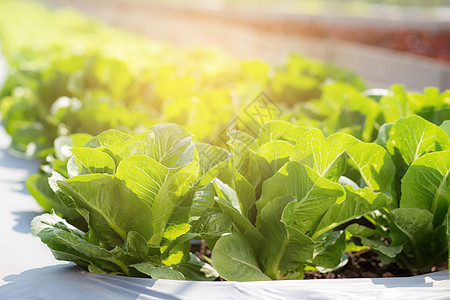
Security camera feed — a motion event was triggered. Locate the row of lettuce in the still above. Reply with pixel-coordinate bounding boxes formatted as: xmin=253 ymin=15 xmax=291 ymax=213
xmin=0 ymin=0 xmax=449 ymax=280
xmin=31 ymin=117 xmax=450 ymax=280
xmin=3 ymin=1 xmax=448 ymax=158
xmin=0 ymin=0 xmax=365 ymax=158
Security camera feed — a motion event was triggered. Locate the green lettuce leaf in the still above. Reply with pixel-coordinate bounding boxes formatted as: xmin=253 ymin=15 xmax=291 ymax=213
xmin=116 ymin=155 xmax=197 ymax=246
xmin=290 ymin=129 xmax=357 ymax=181
xmin=400 ymin=150 xmax=450 ymax=226
xmin=68 ymin=147 xmax=116 ymax=176
xmin=57 ymin=174 xmax=153 ymax=248
xmin=386 ymin=115 xmax=450 ymax=167
xmin=258 ymin=161 xmax=345 ymax=234
xmin=256 ymin=140 xmax=294 ymax=180
xmin=313 ymin=186 xmax=391 ymax=239
xmin=257 ymin=195 xmax=315 ymax=279
xmin=346 ymin=141 xmax=395 ymax=195
xmin=32 ymin=212 xmax=138 ymax=276
xmin=256 ymin=120 xmax=295 ymax=146
xmin=173 ymin=253 xmax=219 ymax=281
xmin=119 ymin=124 xmax=195 ymax=169
xmin=212 ymin=233 xmax=271 ymax=281
xmin=379 ymin=84 xmax=411 ymax=123
xmin=130 ymin=263 xmax=185 ymax=280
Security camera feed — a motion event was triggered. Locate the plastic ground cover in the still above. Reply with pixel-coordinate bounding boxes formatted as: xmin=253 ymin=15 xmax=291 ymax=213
xmin=0 ymin=124 xmax=449 ymax=300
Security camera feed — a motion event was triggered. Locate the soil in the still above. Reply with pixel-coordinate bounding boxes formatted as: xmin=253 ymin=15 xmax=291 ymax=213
xmin=191 ymin=242 xmax=449 ymax=280
xmin=304 ymin=249 xmax=448 ymax=279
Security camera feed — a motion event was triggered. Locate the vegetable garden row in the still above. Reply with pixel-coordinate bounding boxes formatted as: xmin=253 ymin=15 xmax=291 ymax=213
xmin=1 ymin=0 xmax=449 ymax=282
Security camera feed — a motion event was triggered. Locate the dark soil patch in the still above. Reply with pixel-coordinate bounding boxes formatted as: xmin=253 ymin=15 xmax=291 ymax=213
xmin=305 ymin=249 xmax=448 ymax=279
xmin=191 ymin=242 xmax=448 ymax=280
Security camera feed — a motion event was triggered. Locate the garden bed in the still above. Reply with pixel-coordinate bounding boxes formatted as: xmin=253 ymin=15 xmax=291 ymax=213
xmin=0 ymin=1 xmax=449 ymax=298
xmin=0 ymin=120 xmax=446 ymax=299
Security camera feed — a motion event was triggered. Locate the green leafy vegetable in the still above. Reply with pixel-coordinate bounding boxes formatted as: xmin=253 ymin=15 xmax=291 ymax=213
xmin=349 ymin=117 xmax=450 ymax=273
xmin=194 ymin=123 xmax=392 ymax=280
xmin=32 ymin=124 xmax=217 ymax=280
xmin=212 ymin=233 xmax=271 ymax=281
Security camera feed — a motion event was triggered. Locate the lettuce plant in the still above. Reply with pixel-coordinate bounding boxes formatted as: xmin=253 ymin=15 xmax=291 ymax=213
xmin=193 ymin=117 xmax=449 ymax=280
xmin=31 ymin=119 xmax=450 ymax=280
xmin=348 ymin=116 xmax=450 ymax=272
xmin=192 ymin=121 xmax=392 ymax=280
xmin=32 ymin=124 xmax=220 ymax=280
